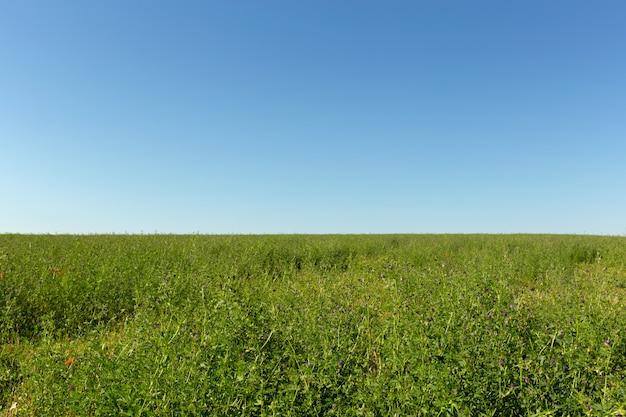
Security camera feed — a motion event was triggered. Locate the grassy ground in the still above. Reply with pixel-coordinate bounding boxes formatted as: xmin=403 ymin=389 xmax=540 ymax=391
xmin=0 ymin=234 xmax=624 ymax=416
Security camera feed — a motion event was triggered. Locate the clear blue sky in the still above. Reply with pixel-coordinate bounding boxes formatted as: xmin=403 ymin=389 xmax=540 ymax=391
xmin=2 ymin=1 xmax=625 ymax=234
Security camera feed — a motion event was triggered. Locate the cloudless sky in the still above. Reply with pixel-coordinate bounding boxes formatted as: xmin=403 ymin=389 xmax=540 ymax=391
xmin=2 ymin=1 xmax=625 ymax=234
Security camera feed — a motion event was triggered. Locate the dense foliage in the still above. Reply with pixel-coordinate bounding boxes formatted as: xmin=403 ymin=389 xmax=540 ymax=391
xmin=0 ymin=234 xmax=624 ymax=416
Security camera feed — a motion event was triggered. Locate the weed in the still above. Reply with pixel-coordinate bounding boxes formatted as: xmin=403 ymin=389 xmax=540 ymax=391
xmin=0 ymin=234 xmax=624 ymax=415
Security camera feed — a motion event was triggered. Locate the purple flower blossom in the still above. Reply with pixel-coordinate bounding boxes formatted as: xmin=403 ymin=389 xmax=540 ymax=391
xmin=604 ymin=339 xmax=611 ymax=346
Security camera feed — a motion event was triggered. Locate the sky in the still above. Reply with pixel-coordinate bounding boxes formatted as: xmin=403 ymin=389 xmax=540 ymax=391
xmin=2 ymin=1 xmax=625 ymax=235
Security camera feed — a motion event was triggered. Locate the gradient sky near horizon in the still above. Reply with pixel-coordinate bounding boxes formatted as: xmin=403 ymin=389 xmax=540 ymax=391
xmin=2 ymin=1 xmax=625 ymax=235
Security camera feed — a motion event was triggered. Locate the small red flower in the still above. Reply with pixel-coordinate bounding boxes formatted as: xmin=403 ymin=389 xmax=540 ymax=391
xmin=64 ymin=357 xmax=74 ymax=366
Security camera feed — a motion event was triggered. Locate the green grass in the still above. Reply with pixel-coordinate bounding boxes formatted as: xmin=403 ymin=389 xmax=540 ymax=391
xmin=0 ymin=234 xmax=624 ymax=416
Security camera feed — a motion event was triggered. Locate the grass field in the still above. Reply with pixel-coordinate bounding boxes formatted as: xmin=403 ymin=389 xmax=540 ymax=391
xmin=0 ymin=234 xmax=624 ymax=416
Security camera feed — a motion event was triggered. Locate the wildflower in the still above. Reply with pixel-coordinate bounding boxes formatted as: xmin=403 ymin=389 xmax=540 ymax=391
xmin=604 ymin=339 xmax=611 ymax=346
xmin=64 ymin=357 xmax=74 ymax=366
xmin=69 ymin=385 xmax=75 ymax=391
xmin=0 ymin=273 xmax=3 ymax=279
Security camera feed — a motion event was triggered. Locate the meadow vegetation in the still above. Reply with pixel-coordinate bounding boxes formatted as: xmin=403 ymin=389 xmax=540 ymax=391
xmin=0 ymin=234 xmax=624 ymax=416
